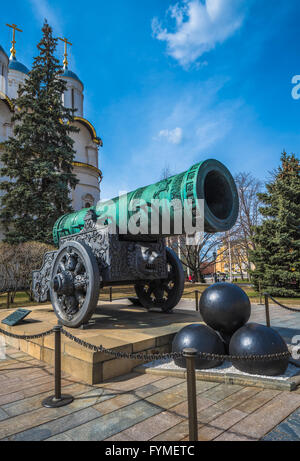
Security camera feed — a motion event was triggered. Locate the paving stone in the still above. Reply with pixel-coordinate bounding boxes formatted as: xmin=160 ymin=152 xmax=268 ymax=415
xmin=144 ymin=383 xmax=190 ymax=410
xmin=229 ymin=392 xmax=300 ymax=439
xmin=151 ymin=420 xmax=191 ymax=441
xmin=0 ymin=391 xmax=25 ymax=406
xmin=22 ymin=378 xmax=71 ymax=398
xmin=214 ymin=431 xmax=257 ymax=441
xmin=0 ymin=386 xmax=114 ymax=439
xmin=180 ymin=387 xmax=253 ymax=428
xmin=93 ymin=393 xmax=139 ymax=415
xmin=0 ymin=375 xmax=56 ymax=396
xmin=67 ymin=387 xmax=117 ymax=411
xmin=0 ymin=407 xmax=68 ymax=439
xmin=56 ymin=400 xmax=162 ymax=441
xmin=207 ymin=408 xmax=247 ymax=431
xmin=197 ymin=425 xmax=224 ymax=441
xmin=235 ymin=389 xmax=281 ymax=413
xmin=0 ymin=408 xmax=9 ymax=421
xmin=101 ymin=372 xmax=163 ymax=392
xmin=214 ymin=387 xmax=261 ymax=412
xmin=45 ymin=433 xmax=74 ymax=441
xmin=2 ymin=383 xmax=91 ymax=417
xmin=134 ymin=377 xmax=185 ymax=399
xmin=4 ymin=407 xmax=101 ymax=441
xmin=201 ymin=384 xmax=243 ymax=403
xmin=170 ymin=396 xmax=215 ymax=419
xmin=106 ymin=410 xmax=184 ymax=441
xmin=145 ymin=381 xmax=218 ymax=410
xmin=262 ymin=408 xmax=300 ymax=441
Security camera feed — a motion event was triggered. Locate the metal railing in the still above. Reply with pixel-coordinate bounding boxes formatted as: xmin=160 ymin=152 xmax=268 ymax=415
xmin=263 ymin=293 xmax=300 ymax=327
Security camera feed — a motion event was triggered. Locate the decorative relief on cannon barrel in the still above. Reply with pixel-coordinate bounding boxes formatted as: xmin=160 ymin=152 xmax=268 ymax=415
xmin=32 ymin=251 xmax=57 ymax=302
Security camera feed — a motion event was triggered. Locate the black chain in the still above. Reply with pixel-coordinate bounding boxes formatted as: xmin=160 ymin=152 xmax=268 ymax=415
xmin=195 ymin=351 xmax=291 ymax=362
xmin=61 ymin=328 xmax=291 ymax=362
xmin=0 ymin=327 xmax=54 ymax=340
xmin=61 ymin=328 xmax=181 ymax=361
xmin=266 ymin=294 xmax=300 ymax=313
xmin=0 ymin=325 xmax=291 ymax=362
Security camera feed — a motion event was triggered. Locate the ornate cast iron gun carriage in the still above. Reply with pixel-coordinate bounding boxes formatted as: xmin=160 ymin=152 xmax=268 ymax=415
xmin=33 ymin=159 xmax=239 ymax=328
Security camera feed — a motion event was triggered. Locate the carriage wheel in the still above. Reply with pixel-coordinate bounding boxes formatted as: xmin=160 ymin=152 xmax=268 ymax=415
xmin=135 ymin=247 xmax=184 ymax=312
xmin=50 ymin=240 xmax=100 ymax=328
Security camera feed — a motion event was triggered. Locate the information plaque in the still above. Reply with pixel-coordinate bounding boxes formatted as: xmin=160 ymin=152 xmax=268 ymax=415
xmin=1 ymin=309 xmax=32 ymax=326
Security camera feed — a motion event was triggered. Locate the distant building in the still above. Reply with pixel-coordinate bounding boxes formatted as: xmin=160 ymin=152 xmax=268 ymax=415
xmin=215 ymin=241 xmax=254 ymax=279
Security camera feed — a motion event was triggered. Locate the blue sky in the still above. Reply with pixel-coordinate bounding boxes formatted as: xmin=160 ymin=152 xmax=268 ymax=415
xmin=1 ymin=0 xmax=300 ymax=199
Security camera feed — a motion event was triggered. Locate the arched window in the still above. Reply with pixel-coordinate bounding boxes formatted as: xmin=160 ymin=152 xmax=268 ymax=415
xmin=82 ymin=194 xmax=94 ymax=209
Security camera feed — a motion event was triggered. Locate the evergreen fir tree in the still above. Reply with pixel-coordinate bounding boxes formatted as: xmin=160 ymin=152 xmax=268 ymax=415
xmin=0 ymin=21 xmax=78 ymax=244
xmin=251 ymin=152 xmax=300 ymax=297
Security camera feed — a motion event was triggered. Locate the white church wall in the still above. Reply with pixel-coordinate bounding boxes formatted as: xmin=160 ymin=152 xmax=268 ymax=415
xmin=86 ymin=145 xmax=98 ymax=168
xmin=71 ymin=166 xmax=100 ymax=210
xmin=0 ymin=49 xmax=8 ymax=95
xmin=62 ymin=78 xmax=83 ymax=117
xmin=71 ymin=122 xmax=98 ymax=165
xmin=0 ymin=63 xmax=8 ymax=95
xmin=7 ymin=69 xmax=27 ymax=99
xmin=0 ymin=101 xmax=12 ymax=142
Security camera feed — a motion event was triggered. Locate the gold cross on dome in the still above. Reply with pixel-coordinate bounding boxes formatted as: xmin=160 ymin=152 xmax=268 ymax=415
xmin=6 ymin=23 xmax=23 ymax=58
xmin=58 ymin=36 xmax=72 ymax=68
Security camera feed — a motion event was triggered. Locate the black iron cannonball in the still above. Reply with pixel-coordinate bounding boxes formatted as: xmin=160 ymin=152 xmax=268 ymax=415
xmin=199 ymin=283 xmax=251 ymax=335
xmin=229 ymin=323 xmax=289 ymax=376
xmin=172 ymin=324 xmax=225 ymax=369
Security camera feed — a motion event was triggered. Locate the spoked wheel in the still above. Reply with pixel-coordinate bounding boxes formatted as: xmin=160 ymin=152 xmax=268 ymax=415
xmin=50 ymin=241 xmax=100 ymax=328
xmin=135 ymin=247 xmax=184 ymax=312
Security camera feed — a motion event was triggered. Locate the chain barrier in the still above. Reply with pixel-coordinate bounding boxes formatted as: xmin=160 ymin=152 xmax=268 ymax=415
xmin=0 ymin=324 xmax=291 ymax=362
xmin=61 ymin=328 xmax=291 ymax=362
xmin=0 ymin=327 xmax=54 ymax=341
xmin=265 ymin=293 xmax=300 ymax=313
xmin=61 ymin=328 xmax=182 ymax=361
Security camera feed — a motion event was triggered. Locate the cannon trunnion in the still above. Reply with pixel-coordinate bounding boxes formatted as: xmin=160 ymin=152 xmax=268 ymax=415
xmin=32 ymin=159 xmax=239 ymax=328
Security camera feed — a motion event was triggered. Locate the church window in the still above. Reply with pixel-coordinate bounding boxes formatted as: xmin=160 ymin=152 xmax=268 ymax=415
xmin=82 ymin=194 xmax=94 ymax=209
xmin=71 ymin=88 xmax=75 ymax=109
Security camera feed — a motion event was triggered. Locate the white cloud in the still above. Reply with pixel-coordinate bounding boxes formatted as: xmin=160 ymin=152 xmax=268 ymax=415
xmin=152 ymin=0 xmax=246 ymax=67
xmin=157 ymin=127 xmax=183 ymax=144
xmin=28 ymin=0 xmax=63 ymax=34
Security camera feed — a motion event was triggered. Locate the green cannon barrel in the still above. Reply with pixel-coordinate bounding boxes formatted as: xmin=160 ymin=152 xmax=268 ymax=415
xmin=53 ymin=159 xmax=239 ymax=245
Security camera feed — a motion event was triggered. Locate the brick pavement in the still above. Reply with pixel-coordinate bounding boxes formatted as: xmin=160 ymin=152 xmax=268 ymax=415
xmin=0 ymin=302 xmax=299 ymax=441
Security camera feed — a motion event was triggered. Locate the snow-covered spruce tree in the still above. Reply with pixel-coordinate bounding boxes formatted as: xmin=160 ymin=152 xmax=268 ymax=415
xmin=251 ymin=152 xmax=300 ymax=297
xmin=0 ymin=21 xmax=78 ymax=244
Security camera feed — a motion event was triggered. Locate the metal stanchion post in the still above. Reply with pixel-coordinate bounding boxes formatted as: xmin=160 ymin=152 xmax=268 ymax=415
xmin=183 ymin=348 xmax=198 ymax=442
xmin=264 ymin=294 xmax=271 ymax=328
xmin=195 ymin=290 xmax=199 ymax=312
xmin=259 ymin=281 xmax=262 ymax=305
xmin=110 ymin=287 xmax=112 ymax=303
xmin=42 ymin=325 xmax=73 ymax=408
